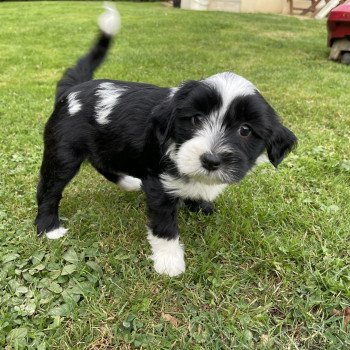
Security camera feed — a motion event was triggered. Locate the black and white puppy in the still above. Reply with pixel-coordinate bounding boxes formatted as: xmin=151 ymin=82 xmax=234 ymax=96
xmin=35 ymin=5 xmax=297 ymax=276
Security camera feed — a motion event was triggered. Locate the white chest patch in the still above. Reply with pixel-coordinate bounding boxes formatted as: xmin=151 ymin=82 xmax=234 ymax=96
xmin=95 ymin=82 xmax=127 ymax=125
xmin=160 ymin=173 xmax=227 ymax=201
xmin=67 ymin=91 xmax=82 ymax=115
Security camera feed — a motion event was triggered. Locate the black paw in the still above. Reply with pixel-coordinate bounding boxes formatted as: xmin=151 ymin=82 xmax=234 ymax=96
xmin=184 ymin=199 xmax=215 ymax=215
xmin=34 ymin=214 xmax=60 ymax=237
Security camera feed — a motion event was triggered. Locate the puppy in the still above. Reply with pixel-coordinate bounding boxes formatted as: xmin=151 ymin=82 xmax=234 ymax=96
xmin=35 ymin=5 xmax=297 ymax=276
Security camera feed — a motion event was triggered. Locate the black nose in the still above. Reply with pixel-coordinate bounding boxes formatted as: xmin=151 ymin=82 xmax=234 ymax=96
xmin=200 ymin=153 xmax=221 ymax=171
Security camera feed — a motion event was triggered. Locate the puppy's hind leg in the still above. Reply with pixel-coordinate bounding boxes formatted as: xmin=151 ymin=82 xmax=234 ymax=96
xmin=118 ymin=175 xmax=142 ymax=192
xmin=35 ymin=149 xmax=83 ymax=239
xmin=93 ymin=166 xmax=120 ymax=184
xmin=92 ymin=165 xmax=141 ymax=192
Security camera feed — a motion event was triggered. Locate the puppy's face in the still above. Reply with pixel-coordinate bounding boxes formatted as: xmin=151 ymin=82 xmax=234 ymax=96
xmin=159 ymin=73 xmax=296 ymax=184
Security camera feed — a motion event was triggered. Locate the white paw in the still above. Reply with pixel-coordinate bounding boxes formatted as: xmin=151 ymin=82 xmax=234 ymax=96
xmin=118 ymin=176 xmax=142 ymax=191
xmin=152 ymin=250 xmax=186 ymax=277
xmin=147 ymin=229 xmax=185 ymax=277
xmin=46 ymin=227 xmax=67 ymax=240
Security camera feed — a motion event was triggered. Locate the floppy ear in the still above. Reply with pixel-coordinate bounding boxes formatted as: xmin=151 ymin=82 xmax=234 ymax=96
xmin=152 ymin=100 xmax=175 ymax=148
xmin=266 ymin=122 xmax=297 ymax=168
xmin=152 ymin=80 xmax=202 ymax=148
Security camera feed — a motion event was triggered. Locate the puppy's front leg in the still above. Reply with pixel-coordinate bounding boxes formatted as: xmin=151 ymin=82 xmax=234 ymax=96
xmin=142 ymin=176 xmax=185 ymax=277
xmin=184 ymin=199 xmax=215 ymax=215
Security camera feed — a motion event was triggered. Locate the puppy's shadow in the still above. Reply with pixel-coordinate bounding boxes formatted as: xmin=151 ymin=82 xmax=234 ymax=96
xmin=60 ymin=166 xmax=147 ymax=238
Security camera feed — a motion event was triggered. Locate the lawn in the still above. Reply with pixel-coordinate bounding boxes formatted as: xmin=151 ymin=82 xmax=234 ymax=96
xmin=0 ymin=1 xmax=349 ymax=349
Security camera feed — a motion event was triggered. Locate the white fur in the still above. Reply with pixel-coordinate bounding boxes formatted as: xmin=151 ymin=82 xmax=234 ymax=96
xmin=67 ymin=92 xmax=82 ymax=115
xmin=95 ymin=82 xmax=126 ymax=125
xmin=204 ymin=72 xmax=256 ymax=117
xmin=174 ymin=132 xmax=233 ymax=184
xmin=176 ymin=135 xmax=211 ymax=177
xmin=170 ymin=72 xmax=257 ymax=184
xmin=165 ymin=141 xmax=177 ymax=162
xmin=161 ymin=173 xmax=227 ymax=201
xmin=255 ymin=153 xmax=270 ymax=165
xmin=147 ymin=228 xmax=185 ymax=277
xmin=98 ymin=3 xmax=121 ymax=37
xmin=118 ymin=175 xmax=142 ymax=191
xmin=168 ymin=87 xmax=178 ymax=99
xmin=46 ymin=227 xmax=67 ymax=240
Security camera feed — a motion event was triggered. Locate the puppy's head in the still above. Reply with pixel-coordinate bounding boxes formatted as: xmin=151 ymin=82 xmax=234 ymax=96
xmin=155 ymin=72 xmax=297 ymax=184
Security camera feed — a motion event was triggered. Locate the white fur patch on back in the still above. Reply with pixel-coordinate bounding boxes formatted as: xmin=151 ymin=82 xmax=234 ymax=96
xmin=168 ymin=87 xmax=178 ymax=99
xmin=98 ymin=3 xmax=121 ymax=37
xmin=160 ymin=173 xmax=227 ymax=201
xmin=67 ymin=91 xmax=82 ymax=115
xmin=147 ymin=228 xmax=185 ymax=277
xmin=46 ymin=226 xmax=67 ymax=240
xmin=118 ymin=175 xmax=142 ymax=191
xmin=95 ymin=82 xmax=126 ymax=125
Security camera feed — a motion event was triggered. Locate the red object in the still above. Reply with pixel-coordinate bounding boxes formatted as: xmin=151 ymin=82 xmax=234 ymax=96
xmin=327 ymin=1 xmax=350 ymax=46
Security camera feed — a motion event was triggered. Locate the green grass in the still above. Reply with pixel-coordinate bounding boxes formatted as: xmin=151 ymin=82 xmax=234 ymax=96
xmin=1 ymin=1 xmax=350 ymax=349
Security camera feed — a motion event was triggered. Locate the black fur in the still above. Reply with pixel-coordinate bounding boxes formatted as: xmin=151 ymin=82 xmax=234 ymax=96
xmin=35 ymin=27 xmax=297 ymax=251
xmin=56 ymin=32 xmax=112 ymax=104
xmin=184 ymin=199 xmax=215 ymax=215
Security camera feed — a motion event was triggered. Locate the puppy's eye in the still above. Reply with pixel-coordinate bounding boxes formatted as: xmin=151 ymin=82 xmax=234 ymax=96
xmin=239 ymin=124 xmax=251 ymax=137
xmin=191 ymin=114 xmax=204 ymax=126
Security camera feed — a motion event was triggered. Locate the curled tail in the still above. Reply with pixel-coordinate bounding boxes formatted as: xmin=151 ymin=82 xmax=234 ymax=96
xmin=55 ymin=4 xmax=121 ymax=104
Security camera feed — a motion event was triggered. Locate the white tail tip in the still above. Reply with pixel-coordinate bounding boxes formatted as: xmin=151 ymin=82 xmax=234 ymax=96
xmin=98 ymin=3 xmax=121 ymax=37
